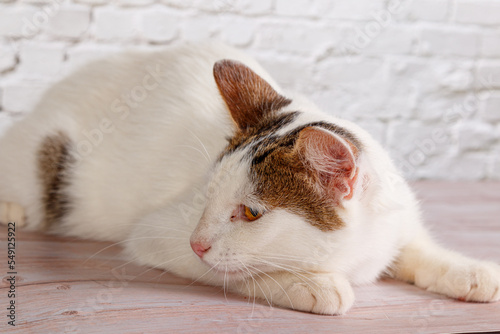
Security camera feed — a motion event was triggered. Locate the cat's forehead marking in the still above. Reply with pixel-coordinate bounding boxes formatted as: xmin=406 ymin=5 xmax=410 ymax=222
xmin=218 ymin=111 xmax=299 ymax=161
xmin=37 ymin=131 xmax=74 ymax=230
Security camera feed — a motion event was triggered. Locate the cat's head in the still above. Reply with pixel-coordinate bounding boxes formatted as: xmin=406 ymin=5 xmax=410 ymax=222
xmin=189 ymin=60 xmax=363 ymax=281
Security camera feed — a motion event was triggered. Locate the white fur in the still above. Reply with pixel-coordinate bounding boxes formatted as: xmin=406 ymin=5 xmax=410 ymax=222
xmin=0 ymin=42 xmax=498 ymax=315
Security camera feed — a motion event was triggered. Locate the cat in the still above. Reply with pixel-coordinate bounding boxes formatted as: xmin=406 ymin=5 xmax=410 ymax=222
xmin=0 ymin=42 xmax=499 ymax=315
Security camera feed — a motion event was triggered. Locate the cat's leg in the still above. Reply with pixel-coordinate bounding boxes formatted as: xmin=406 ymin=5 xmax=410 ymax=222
xmin=390 ymin=230 xmax=500 ymax=302
xmin=0 ymin=202 xmax=26 ymax=226
xmin=0 ymin=115 xmax=72 ymax=231
xmin=229 ymin=271 xmax=355 ymax=315
xmin=0 ymin=124 xmax=39 ymax=228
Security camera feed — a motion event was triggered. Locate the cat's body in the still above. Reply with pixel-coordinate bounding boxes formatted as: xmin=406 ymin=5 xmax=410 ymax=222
xmin=0 ymin=43 xmax=499 ymax=315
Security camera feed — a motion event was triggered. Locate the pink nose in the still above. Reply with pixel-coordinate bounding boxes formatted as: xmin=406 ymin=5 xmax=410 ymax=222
xmin=190 ymin=241 xmax=211 ymax=258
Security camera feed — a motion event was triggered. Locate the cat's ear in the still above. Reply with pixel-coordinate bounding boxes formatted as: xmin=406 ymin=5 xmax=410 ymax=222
xmin=213 ymin=59 xmax=291 ymax=130
xmin=296 ymin=127 xmax=359 ymax=202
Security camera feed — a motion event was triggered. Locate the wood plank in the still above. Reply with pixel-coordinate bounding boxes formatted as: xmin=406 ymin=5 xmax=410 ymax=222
xmin=1 ymin=181 xmax=500 ymax=333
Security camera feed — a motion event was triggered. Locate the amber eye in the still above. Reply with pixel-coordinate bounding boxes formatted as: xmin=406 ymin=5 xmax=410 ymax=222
xmin=244 ymin=206 xmax=262 ymax=221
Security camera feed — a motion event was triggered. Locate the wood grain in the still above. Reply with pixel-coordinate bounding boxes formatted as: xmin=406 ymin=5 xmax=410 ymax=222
xmin=1 ymin=181 xmax=500 ymax=333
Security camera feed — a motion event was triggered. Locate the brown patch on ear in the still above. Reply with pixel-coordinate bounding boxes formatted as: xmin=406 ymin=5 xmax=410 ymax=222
xmin=37 ymin=131 xmax=73 ymax=230
xmin=213 ymin=59 xmax=291 ymax=131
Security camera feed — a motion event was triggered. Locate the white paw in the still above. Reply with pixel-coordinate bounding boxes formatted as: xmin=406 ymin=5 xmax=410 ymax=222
xmin=240 ymin=272 xmax=355 ymax=315
xmin=0 ymin=202 xmax=26 ymax=227
xmin=286 ymin=273 xmax=355 ymax=315
xmin=427 ymin=262 xmax=500 ymax=303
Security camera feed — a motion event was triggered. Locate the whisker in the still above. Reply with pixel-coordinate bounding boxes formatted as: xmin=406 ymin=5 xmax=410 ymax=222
xmin=258 ymin=254 xmax=319 ymax=265
xmin=175 ymin=144 xmax=211 ymax=164
xmin=132 ymin=254 xmax=192 ymax=278
xmin=244 ymin=264 xmax=274 ymax=307
xmin=188 ymin=129 xmax=212 ymax=162
xmin=251 ymin=258 xmax=323 ymax=298
xmin=246 ymin=264 xmax=295 ymax=309
xmin=184 ymin=260 xmax=221 ymax=288
xmin=239 ymin=261 xmax=272 ymax=308
xmin=114 ymin=248 xmax=187 ymax=270
xmin=128 ymin=223 xmax=192 ymax=235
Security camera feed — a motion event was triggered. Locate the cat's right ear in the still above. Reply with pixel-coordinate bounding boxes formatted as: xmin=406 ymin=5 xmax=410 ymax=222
xmin=295 ymin=127 xmax=359 ymax=203
xmin=213 ymin=59 xmax=291 ymax=131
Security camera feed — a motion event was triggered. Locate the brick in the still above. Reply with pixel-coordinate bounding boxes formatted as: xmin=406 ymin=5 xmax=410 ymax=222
xmin=431 ymin=60 xmax=474 ymax=92
xmin=18 ymin=41 xmax=65 ymax=78
xmin=480 ymin=92 xmax=500 ymax=122
xmin=415 ymin=94 xmax=466 ymax=121
xmin=180 ymin=15 xmax=218 ymax=41
xmin=315 ymin=58 xmax=384 ymax=85
xmin=117 ymin=0 xmax=155 ymax=6
xmin=338 ymin=23 xmax=414 ymax=57
xmin=480 ymin=32 xmax=500 ymax=57
xmin=74 ymin=0 xmax=107 ymax=4
xmin=323 ymin=0 xmax=386 ymax=21
xmin=197 ymin=0 xmax=272 ymax=15
xmin=275 ymin=0 xmax=319 ymax=17
xmin=455 ymin=0 xmax=500 ymax=26
xmin=160 ymin=0 xmax=197 ymax=9
xmin=217 ymin=16 xmax=256 ymax=46
xmin=419 ymin=27 xmax=479 ymax=57
xmin=139 ymin=7 xmax=179 ymax=43
xmin=65 ymin=43 xmax=121 ymax=71
xmin=0 ymin=43 xmax=17 ymax=73
xmin=222 ymin=0 xmax=272 ymax=15
xmin=476 ymin=61 xmax=500 ymax=89
xmin=255 ymin=23 xmax=342 ymax=56
xmin=0 ymin=6 xmax=39 ymax=37
xmin=361 ymin=25 xmax=415 ymax=55
xmin=457 ymin=121 xmax=496 ymax=151
xmin=93 ymin=7 xmax=138 ymax=40
xmin=277 ymin=0 xmax=388 ymax=19
xmin=414 ymin=152 xmax=488 ymax=180
xmin=21 ymin=0 xmax=54 ymax=3
xmin=255 ymin=56 xmax=313 ymax=93
xmin=45 ymin=6 xmax=91 ymax=39
xmin=387 ymin=121 xmax=453 ymax=162
xmin=401 ymin=153 xmax=452 ymax=180
xmin=310 ymin=89 xmax=364 ymax=121
xmin=400 ymin=0 xmax=448 ymax=22
xmin=436 ymin=62 xmax=474 ymax=92
xmin=354 ymin=120 xmax=387 ymax=145
xmin=2 ymin=82 xmax=48 ymax=113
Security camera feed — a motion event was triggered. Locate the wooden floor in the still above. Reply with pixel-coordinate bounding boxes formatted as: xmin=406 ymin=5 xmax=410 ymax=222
xmin=1 ymin=181 xmax=500 ymax=333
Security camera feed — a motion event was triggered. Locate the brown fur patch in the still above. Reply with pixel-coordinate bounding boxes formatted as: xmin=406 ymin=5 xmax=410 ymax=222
xmin=236 ymin=120 xmax=362 ymax=232
xmin=251 ymin=135 xmax=346 ymax=232
xmin=37 ymin=131 xmax=73 ymax=230
xmin=213 ymin=59 xmax=291 ymax=131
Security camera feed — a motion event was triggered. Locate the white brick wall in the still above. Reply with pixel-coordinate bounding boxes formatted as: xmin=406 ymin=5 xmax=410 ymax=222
xmin=0 ymin=0 xmax=499 ymax=180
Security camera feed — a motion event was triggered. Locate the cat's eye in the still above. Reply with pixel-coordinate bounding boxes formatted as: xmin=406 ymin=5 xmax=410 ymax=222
xmin=244 ymin=205 xmax=262 ymax=221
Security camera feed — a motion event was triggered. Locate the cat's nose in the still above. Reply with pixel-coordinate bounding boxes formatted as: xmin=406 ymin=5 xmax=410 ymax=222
xmin=190 ymin=241 xmax=211 ymax=258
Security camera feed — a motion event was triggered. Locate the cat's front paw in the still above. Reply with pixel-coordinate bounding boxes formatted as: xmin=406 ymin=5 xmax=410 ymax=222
xmin=235 ymin=272 xmax=355 ymax=315
xmin=428 ymin=262 xmax=500 ymax=303
xmin=286 ymin=273 xmax=355 ymax=315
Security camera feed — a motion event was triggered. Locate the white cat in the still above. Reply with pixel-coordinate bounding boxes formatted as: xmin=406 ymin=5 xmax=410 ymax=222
xmin=0 ymin=43 xmax=499 ymax=315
